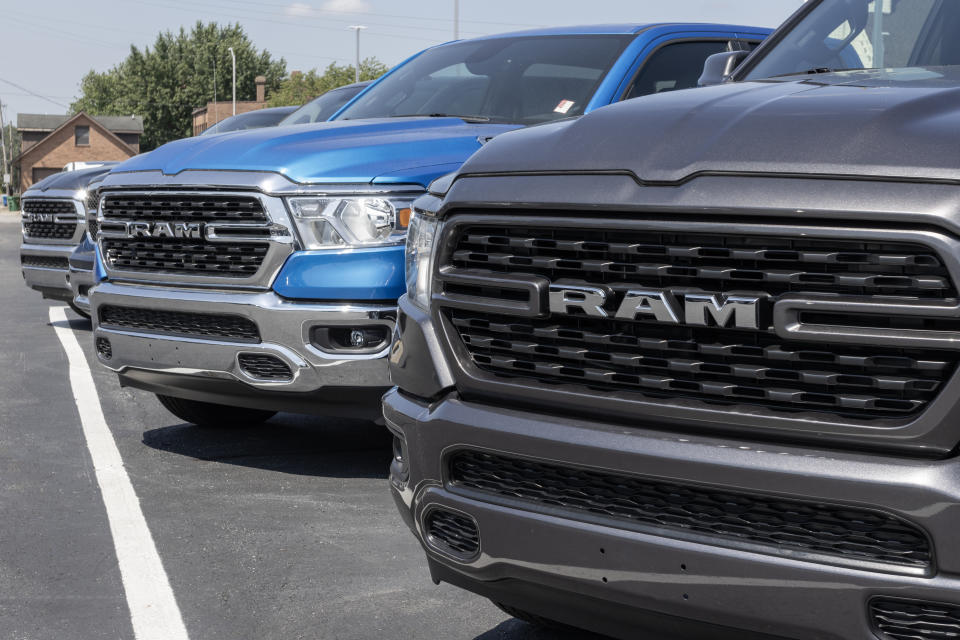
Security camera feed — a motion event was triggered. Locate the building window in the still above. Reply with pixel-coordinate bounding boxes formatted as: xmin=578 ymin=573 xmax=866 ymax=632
xmin=75 ymin=125 xmax=90 ymax=146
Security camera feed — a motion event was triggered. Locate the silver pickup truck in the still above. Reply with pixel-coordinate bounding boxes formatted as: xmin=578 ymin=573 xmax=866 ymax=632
xmin=20 ymin=165 xmax=115 ymax=316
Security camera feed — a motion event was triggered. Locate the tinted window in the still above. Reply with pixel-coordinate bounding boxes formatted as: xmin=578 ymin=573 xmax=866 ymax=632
xmin=624 ymin=41 xmax=732 ymax=100
xmin=336 ymin=35 xmax=633 ymax=125
xmin=279 ymin=84 xmax=369 ymax=126
xmin=75 ymin=125 xmax=90 ymax=146
xmin=745 ymin=0 xmax=949 ymax=80
xmin=202 ymin=109 xmax=294 ymax=135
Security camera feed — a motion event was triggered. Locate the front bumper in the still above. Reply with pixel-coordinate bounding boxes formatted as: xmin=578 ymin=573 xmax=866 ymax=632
xmin=385 ymin=391 xmax=960 ymax=640
xmin=20 ymin=243 xmax=74 ymax=302
xmin=68 ymin=243 xmax=96 ymax=314
xmin=91 ymin=281 xmax=394 ymax=416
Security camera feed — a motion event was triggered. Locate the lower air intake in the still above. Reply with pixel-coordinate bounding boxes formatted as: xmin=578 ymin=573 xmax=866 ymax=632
xmin=449 ymin=450 xmax=931 ymax=574
xmin=237 ymin=354 xmax=293 ymax=381
xmin=425 ymin=508 xmax=480 ymax=559
xmin=871 ymin=598 xmax=960 ymax=640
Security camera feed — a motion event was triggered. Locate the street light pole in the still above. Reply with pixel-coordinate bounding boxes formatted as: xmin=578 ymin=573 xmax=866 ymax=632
xmin=349 ymin=25 xmax=367 ymax=83
xmin=227 ymin=47 xmax=236 ymax=116
xmin=454 ymin=0 xmax=459 ymax=40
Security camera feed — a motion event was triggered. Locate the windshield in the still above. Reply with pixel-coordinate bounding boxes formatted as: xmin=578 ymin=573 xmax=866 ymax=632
xmin=745 ymin=0 xmax=959 ymax=80
xmin=202 ymin=109 xmax=294 ymax=135
xmin=278 ymin=83 xmax=369 ymax=126
xmin=335 ymin=35 xmax=632 ymax=125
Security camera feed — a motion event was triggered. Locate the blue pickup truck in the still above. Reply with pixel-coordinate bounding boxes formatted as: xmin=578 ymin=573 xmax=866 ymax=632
xmin=89 ymin=24 xmax=770 ymax=427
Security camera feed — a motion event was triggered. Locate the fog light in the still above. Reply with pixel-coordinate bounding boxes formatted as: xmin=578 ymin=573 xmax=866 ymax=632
xmin=310 ymin=325 xmax=391 ymax=353
xmin=96 ymin=337 xmax=112 ymax=360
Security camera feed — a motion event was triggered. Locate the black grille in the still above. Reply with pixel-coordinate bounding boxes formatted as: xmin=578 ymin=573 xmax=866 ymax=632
xmin=96 ymin=337 xmax=113 ymax=360
xmin=237 ymin=354 xmax=293 ymax=381
xmin=442 ymin=224 xmax=959 ymax=420
xmin=102 ymin=238 xmax=269 ymax=277
xmin=871 ymin=598 xmax=960 ymax=639
xmin=450 ymin=311 xmax=952 ymax=419
xmin=102 ymin=194 xmax=268 ymax=223
xmin=451 ymin=226 xmax=954 ymax=298
xmin=100 ymin=194 xmax=271 ymax=277
xmin=450 ymin=450 xmax=931 ymax=572
xmin=425 ymin=508 xmax=480 ymax=558
xmin=99 ymin=305 xmax=260 ymax=342
xmin=21 ymin=255 xmax=69 ymax=269
xmin=22 ymin=199 xmax=78 ymax=240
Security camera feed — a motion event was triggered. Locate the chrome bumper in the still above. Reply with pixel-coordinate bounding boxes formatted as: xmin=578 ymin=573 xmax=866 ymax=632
xmin=90 ymin=281 xmax=394 ymax=393
xmin=20 ymin=243 xmax=73 ymax=300
xmin=68 ymin=251 xmax=96 ymax=314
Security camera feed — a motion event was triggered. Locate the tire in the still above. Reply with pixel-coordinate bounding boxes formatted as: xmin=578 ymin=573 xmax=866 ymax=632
xmin=156 ymin=394 xmax=276 ymax=427
xmin=67 ymin=301 xmax=91 ymax=319
xmin=492 ymin=601 xmax=576 ymax=632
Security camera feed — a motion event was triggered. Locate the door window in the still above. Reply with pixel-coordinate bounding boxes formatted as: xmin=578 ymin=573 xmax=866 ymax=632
xmin=623 ymin=41 xmax=734 ymax=100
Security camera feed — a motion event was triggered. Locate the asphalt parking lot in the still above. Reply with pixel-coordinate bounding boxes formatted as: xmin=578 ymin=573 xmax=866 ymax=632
xmin=0 ymin=213 xmax=606 ymax=640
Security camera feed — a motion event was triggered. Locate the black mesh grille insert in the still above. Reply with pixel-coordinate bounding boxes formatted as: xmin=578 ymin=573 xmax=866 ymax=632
xmin=102 ymin=194 xmax=268 ymax=223
xmin=237 ymin=354 xmax=293 ymax=381
xmin=449 ymin=450 xmax=932 ymax=572
xmin=101 ymin=238 xmax=269 ymax=277
xmin=100 ymin=193 xmax=271 ymax=277
xmin=22 ymin=199 xmax=78 ymax=240
xmin=871 ymin=598 xmax=960 ymax=639
xmin=450 ymin=226 xmax=954 ymax=298
xmin=425 ymin=508 xmax=480 ymax=558
xmin=449 ymin=311 xmax=953 ymax=419
xmin=99 ymin=305 xmax=260 ymax=342
xmin=21 ymin=255 xmax=69 ymax=269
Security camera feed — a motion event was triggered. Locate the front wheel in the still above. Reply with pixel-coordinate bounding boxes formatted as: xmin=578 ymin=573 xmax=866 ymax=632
xmin=156 ymin=394 xmax=276 ymax=427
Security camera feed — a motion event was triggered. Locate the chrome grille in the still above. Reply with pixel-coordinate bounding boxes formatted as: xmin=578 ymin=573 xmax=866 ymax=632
xmin=101 ymin=194 xmax=269 ymax=223
xmin=101 ymin=238 xmax=268 ymax=277
xmin=438 ymin=220 xmax=960 ymax=422
xmin=22 ymin=199 xmax=78 ymax=241
xmin=98 ymin=193 xmax=276 ymax=280
xmin=450 ymin=450 xmax=931 ymax=574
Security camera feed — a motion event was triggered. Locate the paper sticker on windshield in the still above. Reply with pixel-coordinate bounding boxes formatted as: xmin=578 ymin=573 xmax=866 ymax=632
xmin=554 ymin=100 xmax=575 ymax=114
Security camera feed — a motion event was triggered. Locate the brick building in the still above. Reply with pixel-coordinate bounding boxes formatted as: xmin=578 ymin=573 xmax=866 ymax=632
xmin=192 ymin=75 xmax=269 ymax=136
xmin=16 ymin=112 xmax=142 ymax=192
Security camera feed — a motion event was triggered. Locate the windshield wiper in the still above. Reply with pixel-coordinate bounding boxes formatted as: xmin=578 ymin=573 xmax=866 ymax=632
xmin=389 ymin=113 xmax=492 ymax=123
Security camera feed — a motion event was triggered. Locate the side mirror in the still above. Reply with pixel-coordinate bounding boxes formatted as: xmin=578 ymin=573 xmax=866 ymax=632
xmin=698 ymin=50 xmax=750 ymax=87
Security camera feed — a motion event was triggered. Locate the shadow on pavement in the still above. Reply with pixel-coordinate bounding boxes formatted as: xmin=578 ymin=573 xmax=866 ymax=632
xmin=475 ymin=618 xmax=612 ymax=640
xmin=142 ymin=413 xmax=393 ymax=479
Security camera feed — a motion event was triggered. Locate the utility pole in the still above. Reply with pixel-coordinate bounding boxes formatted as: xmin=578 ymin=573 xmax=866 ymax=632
xmin=454 ymin=0 xmax=459 ymax=40
xmin=349 ymin=25 xmax=367 ymax=83
xmin=0 ymin=102 xmax=8 ymax=197
xmin=227 ymin=47 xmax=236 ymax=116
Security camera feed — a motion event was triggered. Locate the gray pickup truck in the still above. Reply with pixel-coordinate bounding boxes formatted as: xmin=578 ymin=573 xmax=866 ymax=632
xmin=387 ymin=1 xmax=960 ymax=638
xmin=20 ymin=164 xmax=115 ymax=316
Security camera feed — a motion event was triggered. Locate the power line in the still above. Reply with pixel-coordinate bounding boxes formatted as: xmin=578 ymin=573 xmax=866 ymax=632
xmin=0 ymin=77 xmax=70 ymax=110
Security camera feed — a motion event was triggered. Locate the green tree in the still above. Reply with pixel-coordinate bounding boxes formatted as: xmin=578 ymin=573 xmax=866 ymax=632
xmin=72 ymin=22 xmax=286 ymax=150
xmin=266 ymin=58 xmax=388 ymax=107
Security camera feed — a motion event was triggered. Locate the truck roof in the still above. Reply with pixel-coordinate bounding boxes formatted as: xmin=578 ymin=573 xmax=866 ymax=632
xmin=472 ymin=23 xmax=770 ymax=39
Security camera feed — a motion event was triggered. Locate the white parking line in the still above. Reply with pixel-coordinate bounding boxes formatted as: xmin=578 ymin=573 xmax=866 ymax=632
xmin=49 ymin=306 xmax=190 ymax=640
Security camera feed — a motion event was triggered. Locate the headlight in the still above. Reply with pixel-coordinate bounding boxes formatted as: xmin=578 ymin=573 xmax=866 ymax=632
xmin=286 ymin=196 xmax=416 ymax=248
xmin=405 ymin=207 xmax=440 ymax=310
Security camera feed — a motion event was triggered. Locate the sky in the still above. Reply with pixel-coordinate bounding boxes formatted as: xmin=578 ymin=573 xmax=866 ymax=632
xmin=0 ymin=0 xmax=805 ymax=122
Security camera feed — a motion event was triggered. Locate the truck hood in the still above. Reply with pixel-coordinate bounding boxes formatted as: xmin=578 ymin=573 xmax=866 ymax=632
xmin=114 ymin=117 xmax=521 ymax=186
xmin=460 ymin=67 xmax=960 ymax=184
xmin=25 ymin=164 xmax=117 ymax=194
